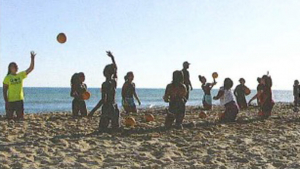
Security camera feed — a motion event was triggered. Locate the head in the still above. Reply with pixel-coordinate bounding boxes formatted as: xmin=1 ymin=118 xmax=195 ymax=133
xmin=239 ymin=78 xmax=245 ymax=85
xmin=262 ymin=75 xmax=272 ymax=87
xmin=124 ymin=72 xmax=134 ymax=82
xmin=172 ymin=70 xmax=184 ymax=84
xmin=78 ymin=72 xmax=85 ymax=83
xmin=103 ymin=64 xmax=116 ymax=79
xmin=198 ymin=75 xmax=207 ymax=84
xmin=71 ymin=73 xmax=80 ymax=86
xmin=257 ymin=77 xmax=262 ymax=84
xmin=294 ymin=80 xmax=299 ymax=86
xmin=183 ymin=61 xmax=190 ymax=69
xmin=7 ymin=62 xmax=18 ymax=75
xmin=224 ymin=78 xmax=233 ymax=90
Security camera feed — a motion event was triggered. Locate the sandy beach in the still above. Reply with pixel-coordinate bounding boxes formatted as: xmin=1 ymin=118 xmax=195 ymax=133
xmin=1 ymin=103 xmax=300 ymax=168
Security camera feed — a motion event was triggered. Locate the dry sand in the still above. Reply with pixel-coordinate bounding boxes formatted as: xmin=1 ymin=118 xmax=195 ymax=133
xmin=1 ymin=103 xmax=300 ymax=168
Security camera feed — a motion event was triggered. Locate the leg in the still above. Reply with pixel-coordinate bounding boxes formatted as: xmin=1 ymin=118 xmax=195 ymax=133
xmin=175 ymin=102 xmax=186 ymax=126
xmin=165 ymin=113 xmax=175 ymax=128
xmin=79 ymin=101 xmax=88 ymax=117
xmin=6 ymin=102 xmax=14 ymax=120
xmin=99 ymin=104 xmax=111 ymax=129
xmin=72 ymin=99 xmax=80 ymax=117
xmin=99 ymin=116 xmax=110 ymax=129
xmin=111 ymin=105 xmax=120 ymax=129
xmin=15 ymin=101 xmax=24 ymax=120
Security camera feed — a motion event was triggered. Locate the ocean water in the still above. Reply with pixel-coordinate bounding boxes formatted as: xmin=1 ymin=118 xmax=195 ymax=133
xmin=0 ymin=88 xmax=293 ymax=114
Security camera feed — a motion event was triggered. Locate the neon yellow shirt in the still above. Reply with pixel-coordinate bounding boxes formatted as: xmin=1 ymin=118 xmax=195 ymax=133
xmin=3 ymin=71 xmax=27 ymax=102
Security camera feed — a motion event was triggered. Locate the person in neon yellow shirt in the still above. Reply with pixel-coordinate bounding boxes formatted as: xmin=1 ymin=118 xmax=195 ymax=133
xmin=3 ymin=51 xmax=36 ymax=120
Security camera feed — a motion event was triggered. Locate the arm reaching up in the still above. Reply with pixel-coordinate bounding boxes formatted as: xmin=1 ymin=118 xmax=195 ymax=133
xmin=26 ymin=51 xmax=36 ymax=75
xmin=106 ymin=51 xmax=117 ymax=78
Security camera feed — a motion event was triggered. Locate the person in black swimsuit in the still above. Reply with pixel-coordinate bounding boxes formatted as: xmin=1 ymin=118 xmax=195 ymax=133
xmin=163 ymin=70 xmax=187 ymax=129
xmin=70 ymin=72 xmax=88 ymax=117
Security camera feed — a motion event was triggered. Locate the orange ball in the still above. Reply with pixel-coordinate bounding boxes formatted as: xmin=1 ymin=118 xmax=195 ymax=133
xmin=57 ymin=33 xmax=67 ymax=44
xmin=212 ymin=72 xmax=218 ymax=79
xmin=145 ymin=114 xmax=155 ymax=122
xmin=218 ymin=112 xmax=225 ymax=119
xmin=82 ymin=91 xmax=91 ymax=100
xmin=125 ymin=117 xmax=136 ymax=127
xmin=244 ymin=87 xmax=251 ymax=95
xmin=199 ymin=111 xmax=207 ymax=119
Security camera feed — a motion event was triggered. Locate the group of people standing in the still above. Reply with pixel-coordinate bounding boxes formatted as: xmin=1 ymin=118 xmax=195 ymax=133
xmin=2 ymin=51 xmax=276 ymax=130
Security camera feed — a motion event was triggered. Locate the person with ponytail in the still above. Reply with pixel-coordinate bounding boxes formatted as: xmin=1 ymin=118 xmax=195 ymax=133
xmin=122 ymin=72 xmax=141 ymax=114
xmin=3 ymin=51 xmax=36 ymax=120
xmin=70 ymin=72 xmax=88 ymax=117
xmin=163 ymin=70 xmax=187 ymax=129
xmin=199 ymin=75 xmax=216 ymax=110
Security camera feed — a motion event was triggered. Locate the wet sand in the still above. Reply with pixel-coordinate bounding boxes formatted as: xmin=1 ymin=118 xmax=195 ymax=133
xmin=1 ymin=103 xmax=300 ymax=168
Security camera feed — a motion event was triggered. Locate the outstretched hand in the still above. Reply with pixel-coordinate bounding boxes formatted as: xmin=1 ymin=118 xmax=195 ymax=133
xmin=30 ymin=51 xmax=36 ymax=59
xmin=106 ymin=51 xmax=114 ymax=58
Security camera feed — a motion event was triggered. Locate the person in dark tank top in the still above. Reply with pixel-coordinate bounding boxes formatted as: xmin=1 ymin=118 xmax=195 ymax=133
xmin=122 ymin=72 xmax=141 ymax=114
xmin=163 ymin=70 xmax=187 ymax=129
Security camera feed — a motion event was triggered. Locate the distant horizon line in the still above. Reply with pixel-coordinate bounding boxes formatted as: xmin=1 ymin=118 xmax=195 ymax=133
xmin=0 ymin=87 xmax=292 ymax=91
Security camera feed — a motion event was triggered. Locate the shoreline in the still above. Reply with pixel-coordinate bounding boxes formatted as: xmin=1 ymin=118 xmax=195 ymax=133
xmin=0 ymin=101 xmax=294 ymax=115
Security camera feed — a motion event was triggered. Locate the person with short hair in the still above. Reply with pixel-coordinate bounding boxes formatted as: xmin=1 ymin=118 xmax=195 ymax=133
xmin=182 ymin=61 xmax=192 ymax=100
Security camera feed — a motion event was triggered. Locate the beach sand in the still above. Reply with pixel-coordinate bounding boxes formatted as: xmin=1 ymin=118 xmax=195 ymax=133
xmin=1 ymin=103 xmax=300 ymax=168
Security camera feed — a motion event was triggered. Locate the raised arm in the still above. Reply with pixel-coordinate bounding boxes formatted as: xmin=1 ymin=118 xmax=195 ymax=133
xmin=106 ymin=51 xmax=117 ymax=69
xmin=26 ymin=51 xmax=36 ymax=75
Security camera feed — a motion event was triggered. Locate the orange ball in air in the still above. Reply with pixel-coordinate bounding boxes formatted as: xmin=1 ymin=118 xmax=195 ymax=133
xmin=125 ymin=117 xmax=136 ymax=127
xmin=199 ymin=111 xmax=207 ymax=119
xmin=212 ymin=72 xmax=218 ymax=79
xmin=57 ymin=33 xmax=67 ymax=44
xmin=145 ymin=114 xmax=155 ymax=122
xmin=82 ymin=91 xmax=91 ymax=100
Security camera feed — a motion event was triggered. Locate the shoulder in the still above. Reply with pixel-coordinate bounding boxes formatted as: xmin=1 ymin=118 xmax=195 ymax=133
xmin=3 ymin=75 xmax=11 ymax=84
xmin=180 ymin=83 xmax=187 ymax=90
xmin=19 ymin=71 xmax=27 ymax=78
xmin=166 ymin=83 xmax=173 ymax=90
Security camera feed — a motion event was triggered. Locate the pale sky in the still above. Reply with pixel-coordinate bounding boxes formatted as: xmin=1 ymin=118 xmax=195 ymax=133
xmin=1 ymin=0 xmax=300 ymax=90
